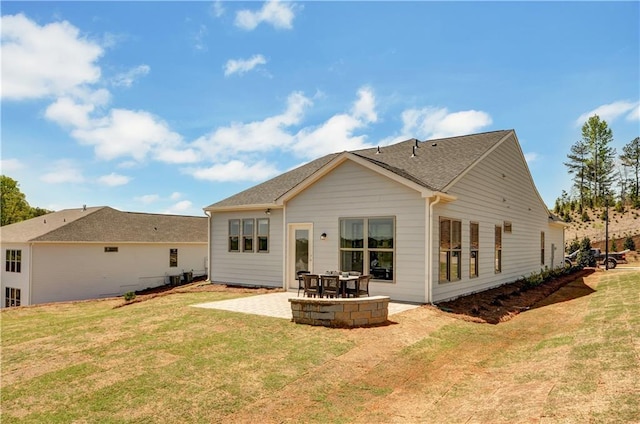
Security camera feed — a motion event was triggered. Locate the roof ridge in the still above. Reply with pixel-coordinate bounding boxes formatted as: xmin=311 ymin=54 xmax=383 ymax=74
xmin=32 ymin=207 xmax=108 ymax=241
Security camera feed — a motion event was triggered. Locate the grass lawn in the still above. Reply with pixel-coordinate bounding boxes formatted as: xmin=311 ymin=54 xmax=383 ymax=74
xmin=2 ymin=270 xmax=639 ymax=423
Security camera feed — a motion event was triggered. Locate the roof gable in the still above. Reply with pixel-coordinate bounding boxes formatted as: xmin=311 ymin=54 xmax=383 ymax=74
xmin=205 ymin=130 xmax=513 ymax=210
xmin=0 ymin=207 xmax=207 ymax=243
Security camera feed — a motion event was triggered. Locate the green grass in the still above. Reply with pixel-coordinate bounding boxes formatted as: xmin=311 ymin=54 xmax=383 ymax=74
xmin=1 ymin=292 xmax=353 ymax=423
xmin=2 ymin=271 xmax=639 ymax=423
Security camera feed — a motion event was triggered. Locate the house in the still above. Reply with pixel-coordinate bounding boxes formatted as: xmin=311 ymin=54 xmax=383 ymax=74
xmin=204 ymin=130 xmax=566 ymax=304
xmin=0 ymin=207 xmax=208 ymax=307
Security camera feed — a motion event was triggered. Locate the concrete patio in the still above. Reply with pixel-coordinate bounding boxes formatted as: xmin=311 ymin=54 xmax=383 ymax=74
xmin=192 ymin=291 xmax=421 ymax=319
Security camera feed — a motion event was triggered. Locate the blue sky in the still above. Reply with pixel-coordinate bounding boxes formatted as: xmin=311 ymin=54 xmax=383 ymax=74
xmin=1 ymin=1 xmax=638 ymax=216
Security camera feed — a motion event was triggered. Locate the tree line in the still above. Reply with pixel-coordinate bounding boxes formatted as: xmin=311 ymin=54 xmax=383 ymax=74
xmin=555 ymin=115 xmax=639 ymax=221
xmin=1 ymin=175 xmax=51 ymax=226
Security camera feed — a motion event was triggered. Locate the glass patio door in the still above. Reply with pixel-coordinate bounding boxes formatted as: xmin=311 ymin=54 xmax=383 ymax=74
xmin=288 ymin=223 xmax=313 ymax=290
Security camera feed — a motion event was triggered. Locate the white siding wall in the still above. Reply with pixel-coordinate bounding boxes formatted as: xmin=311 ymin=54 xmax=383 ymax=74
xmin=0 ymin=243 xmax=31 ymax=308
xmin=30 ymin=243 xmax=207 ymax=305
xmin=210 ymin=209 xmax=284 ymax=287
xmin=286 ymin=161 xmax=427 ymax=303
xmin=431 ymin=135 xmax=565 ymax=302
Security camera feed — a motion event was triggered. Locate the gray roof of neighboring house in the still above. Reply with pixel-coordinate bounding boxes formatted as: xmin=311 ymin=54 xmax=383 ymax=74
xmin=0 ymin=207 xmax=208 ymax=243
xmin=207 ymin=130 xmax=513 ymax=209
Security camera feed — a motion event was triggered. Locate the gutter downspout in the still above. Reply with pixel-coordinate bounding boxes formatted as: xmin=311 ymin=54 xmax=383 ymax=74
xmin=29 ymin=243 xmax=33 ymax=306
xmin=282 ymin=206 xmax=287 ymax=290
xmin=427 ymin=195 xmax=442 ymax=304
xmin=204 ymin=211 xmax=212 ymax=282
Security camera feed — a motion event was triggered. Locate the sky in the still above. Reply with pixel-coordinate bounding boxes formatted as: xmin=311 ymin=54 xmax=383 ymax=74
xmin=1 ymin=1 xmax=639 ymax=217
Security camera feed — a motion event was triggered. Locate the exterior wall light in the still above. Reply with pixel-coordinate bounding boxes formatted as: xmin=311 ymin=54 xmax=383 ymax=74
xmin=320 ymin=232 xmax=327 ymax=240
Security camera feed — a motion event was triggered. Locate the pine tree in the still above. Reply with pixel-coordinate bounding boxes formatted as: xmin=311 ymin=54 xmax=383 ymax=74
xmin=580 ymin=115 xmax=616 ymax=207
xmin=620 ymin=136 xmax=640 ymax=205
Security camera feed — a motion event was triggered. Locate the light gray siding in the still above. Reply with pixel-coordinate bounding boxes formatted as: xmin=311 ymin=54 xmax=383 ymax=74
xmin=286 ymin=161 xmax=427 ymax=303
xmin=30 ymin=243 xmax=207 ymax=305
xmin=210 ymin=209 xmax=284 ymax=287
xmin=431 ymin=135 xmax=564 ymax=302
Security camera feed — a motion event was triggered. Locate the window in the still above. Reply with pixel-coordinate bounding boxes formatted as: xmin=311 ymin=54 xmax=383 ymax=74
xmin=5 ymin=287 xmax=20 ymax=307
xmin=470 ymin=222 xmax=479 ymax=278
xmin=495 ymin=225 xmax=502 ymax=273
xmin=170 ymin=248 xmax=178 ymax=267
xmin=5 ymin=249 xmax=21 ymax=273
xmin=541 ymin=232 xmax=545 ymax=265
xmin=242 ymin=219 xmax=254 ymax=252
xmin=439 ymin=218 xmax=461 ymax=282
xmin=104 ymin=247 xmax=118 ymax=253
xmin=340 ymin=217 xmax=394 ymax=281
xmin=229 ymin=219 xmax=240 ymax=252
xmin=257 ymin=218 xmax=269 ymax=252
xmin=504 ymin=221 xmax=512 ymax=233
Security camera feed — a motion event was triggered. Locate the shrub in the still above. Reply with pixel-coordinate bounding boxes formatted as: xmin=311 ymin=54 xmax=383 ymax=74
xmin=123 ymin=291 xmax=136 ymax=302
xmin=610 ymin=239 xmax=617 ymax=252
xmin=567 ymin=238 xmax=581 ymax=255
xmin=581 ymin=210 xmax=590 ymax=222
xmin=576 ymin=237 xmax=595 ymax=268
xmin=624 ymin=236 xmax=636 ymax=251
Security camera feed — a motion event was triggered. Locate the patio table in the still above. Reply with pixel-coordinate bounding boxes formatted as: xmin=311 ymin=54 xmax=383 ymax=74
xmin=320 ymin=274 xmax=359 ymax=297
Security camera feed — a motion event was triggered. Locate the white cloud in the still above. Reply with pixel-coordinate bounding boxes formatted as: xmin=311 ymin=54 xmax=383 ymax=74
xmin=235 ymin=0 xmax=296 ymax=30
xmin=0 ymin=158 xmax=24 ymax=173
xmin=211 ymin=1 xmax=225 ymax=18
xmin=292 ymin=87 xmax=379 ymax=158
xmin=1 ymin=13 xmax=103 ymax=100
xmin=190 ymin=160 xmax=279 ymax=182
xmin=400 ymin=107 xmax=492 ymax=140
xmin=163 ymin=200 xmax=194 ymax=215
xmin=71 ymin=108 xmax=184 ymax=162
xmin=45 ymin=97 xmax=95 ymax=128
xmin=193 ymin=91 xmax=311 ymax=160
xmin=135 ymin=194 xmax=160 ymax=204
xmin=40 ymin=160 xmax=85 ymax=184
xmin=98 ymin=172 xmax=131 ymax=186
xmin=224 ymin=54 xmax=267 ymax=76
xmin=625 ymin=104 xmax=640 ymax=121
xmin=170 ymin=192 xmax=182 ymax=200
xmin=162 ymin=200 xmax=193 ymax=215
xmin=576 ymin=100 xmax=640 ymax=125
xmin=524 ymin=152 xmax=539 ymax=163
xmin=112 ymin=64 xmax=150 ymax=87
xmin=351 ymin=86 xmax=377 ymax=123
xmin=193 ymin=24 xmax=208 ymax=51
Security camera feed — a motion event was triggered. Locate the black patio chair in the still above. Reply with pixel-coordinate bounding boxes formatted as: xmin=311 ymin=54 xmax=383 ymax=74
xmin=321 ymin=275 xmax=340 ymax=298
xmin=296 ymin=270 xmax=310 ymax=296
xmin=303 ymin=274 xmax=321 ymax=298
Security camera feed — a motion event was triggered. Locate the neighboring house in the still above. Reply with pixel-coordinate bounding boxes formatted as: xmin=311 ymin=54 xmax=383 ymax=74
xmin=0 ymin=207 xmax=208 ymax=307
xmin=204 ymin=129 xmax=566 ymax=304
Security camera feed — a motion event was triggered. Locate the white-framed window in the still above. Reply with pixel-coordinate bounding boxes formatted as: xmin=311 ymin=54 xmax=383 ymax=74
xmin=495 ymin=225 xmax=502 ymax=273
xmin=257 ymin=218 xmax=269 ymax=252
xmin=439 ymin=218 xmax=461 ymax=282
xmin=170 ymin=248 xmax=178 ymax=267
xmin=5 ymin=287 xmax=21 ymax=307
xmin=470 ymin=222 xmax=479 ymax=278
xmin=504 ymin=221 xmax=512 ymax=233
xmin=340 ymin=217 xmax=394 ymax=282
xmin=242 ymin=219 xmax=254 ymax=252
xmin=5 ymin=249 xmax=21 ymax=273
xmin=229 ymin=219 xmax=240 ymax=252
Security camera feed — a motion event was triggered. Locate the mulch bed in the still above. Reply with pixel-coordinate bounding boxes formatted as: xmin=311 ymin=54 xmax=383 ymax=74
xmin=435 ymin=269 xmax=594 ymax=324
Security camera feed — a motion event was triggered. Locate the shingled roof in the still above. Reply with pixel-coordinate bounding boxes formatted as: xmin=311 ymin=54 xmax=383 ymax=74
xmin=0 ymin=207 xmax=207 ymax=243
xmin=207 ymin=130 xmax=513 ymax=209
